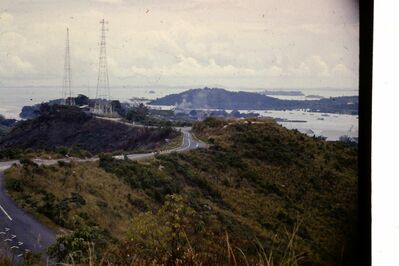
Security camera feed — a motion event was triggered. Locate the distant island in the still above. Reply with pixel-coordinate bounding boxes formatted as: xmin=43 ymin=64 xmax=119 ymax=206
xmin=262 ymin=90 xmax=304 ymax=96
xmin=305 ymin=94 xmax=325 ymax=99
xmin=129 ymin=97 xmax=151 ymax=102
xmin=149 ymin=87 xmax=359 ymax=115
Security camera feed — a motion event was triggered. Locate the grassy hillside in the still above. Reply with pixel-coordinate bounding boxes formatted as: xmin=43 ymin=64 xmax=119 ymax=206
xmin=0 ymin=105 xmax=179 ymax=159
xmin=4 ymin=117 xmax=357 ymax=265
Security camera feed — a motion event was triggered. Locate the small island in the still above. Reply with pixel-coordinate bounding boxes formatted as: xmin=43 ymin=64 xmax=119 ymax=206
xmin=262 ymin=89 xmax=304 ymax=96
xmin=305 ymin=94 xmax=325 ymax=99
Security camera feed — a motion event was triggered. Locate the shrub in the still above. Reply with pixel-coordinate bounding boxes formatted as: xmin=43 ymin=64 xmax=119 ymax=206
xmin=19 ymin=158 xmax=37 ymax=166
xmin=48 ymin=226 xmax=108 ymax=264
xmin=123 ymin=194 xmax=198 ymax=264
xmin=5 ymin=178 xmax=24 ymax=192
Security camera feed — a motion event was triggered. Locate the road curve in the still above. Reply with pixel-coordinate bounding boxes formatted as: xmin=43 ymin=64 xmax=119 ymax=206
xmin=0 ymin=127 xmax=206 ymax=261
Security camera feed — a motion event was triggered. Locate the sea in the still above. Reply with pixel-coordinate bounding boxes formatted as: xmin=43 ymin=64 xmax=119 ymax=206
xmin=0 ymin=86 xmax=358 ymax=141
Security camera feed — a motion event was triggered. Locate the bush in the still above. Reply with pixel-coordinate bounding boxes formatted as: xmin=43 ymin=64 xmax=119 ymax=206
xmin=48 ymin=226 xmax=109 ymax=264
xmin=19 ymin=158 xmax=38 ymax=166
xmin=124 ymin=194 xmax=198 ymax=264
xmin=5 ymin=178 xmax=24 ymax=192
xmin=99 ymin=155 xmax=181 ymax=201
xmin=36 ymin=192 xmax=86 ymax=227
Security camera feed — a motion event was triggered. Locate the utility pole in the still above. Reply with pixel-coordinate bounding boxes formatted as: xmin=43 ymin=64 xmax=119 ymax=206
xmin=62 ymin=28 xmax=74 ymax=106
xmin=94 ymin=19 xmax=112 ymax=115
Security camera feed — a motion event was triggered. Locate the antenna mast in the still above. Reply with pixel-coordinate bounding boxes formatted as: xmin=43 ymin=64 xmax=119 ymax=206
xmin=94 ymin=19 xmax=112 ymax=114
xmin=62 ymin=28 xmax=74 ymax=105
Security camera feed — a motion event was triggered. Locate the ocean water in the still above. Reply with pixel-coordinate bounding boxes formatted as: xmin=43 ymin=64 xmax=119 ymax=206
xmin=261 ymin=88 xmax=358 ymax=100
xmin=256 ymin=110 xmax=358 ymax=141
xmin=150 ymin=105 xmax=358 ymax=141
xmin=0 ymin=86 xmax=358 ymax=141
xmin=0 ymin=86 xmax=182 ymax=119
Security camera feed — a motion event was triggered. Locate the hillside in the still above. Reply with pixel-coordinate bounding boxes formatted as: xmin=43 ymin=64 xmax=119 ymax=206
xmin=0 ymin=105 xmax=178 ymax=157
xmin=149 ymin=87 xmax=359 ymax=114
xmin=4 ymin=117 xmax=358 ymax=265
xmin=0 ymin=124 xmax=10 ymax=137
xmin=0 ymin=115 xmax=16 ymax=137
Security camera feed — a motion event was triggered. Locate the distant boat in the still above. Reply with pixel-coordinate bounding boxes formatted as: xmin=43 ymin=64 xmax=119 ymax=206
xmin=148 ymin=90 xmax=155 ymax=94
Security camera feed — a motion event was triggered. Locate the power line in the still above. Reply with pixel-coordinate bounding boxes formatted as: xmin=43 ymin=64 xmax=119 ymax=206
xmin=94 ymin=19 xmax=113 ymax=115
xmin=61 ymin=27 xmax=74 ymax=106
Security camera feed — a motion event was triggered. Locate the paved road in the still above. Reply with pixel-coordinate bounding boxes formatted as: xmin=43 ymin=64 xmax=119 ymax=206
xmin=114 ymin=127 xmax=207 ymax=160
xmin=0 ymin=126 xmax=206 ymax=262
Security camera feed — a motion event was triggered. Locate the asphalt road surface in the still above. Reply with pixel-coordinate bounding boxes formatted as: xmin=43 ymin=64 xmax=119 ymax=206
xmin=0 ymin=126 xmax=206 ymax=262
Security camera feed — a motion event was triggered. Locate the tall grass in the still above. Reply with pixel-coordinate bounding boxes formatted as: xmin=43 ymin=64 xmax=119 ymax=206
xmin=15 ymin=222 xmax=304 ymax=266
xmin=254 ymin=222 xmax=305 ymax=266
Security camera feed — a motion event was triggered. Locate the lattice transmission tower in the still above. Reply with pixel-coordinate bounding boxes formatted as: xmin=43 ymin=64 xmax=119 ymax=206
xmin=94 ymin=19 xmax=113 ymax=115
xmin=61 ymin=28 xmax=74 ymax=106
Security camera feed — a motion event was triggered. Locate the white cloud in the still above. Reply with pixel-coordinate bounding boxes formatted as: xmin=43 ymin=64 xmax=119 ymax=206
xmin=110 ymin=55 xmax=258 ymax=80
xmin=0 ymin=12 xmax=14 ymax=27
xmin=92 ymin=0 xmax=124 ymax=4
xmin=265 ymin=66 xmax=284 ymax=77
xmin=295 ymin=56 xmax=330 ymax=77
xmin=0 ymin=13 xmax=36 ymax=77
xmin=0 ymin=54 xmax=35 ymax=77
xmin=0 ymin=0 xmax=359 ymax=89
xmin=331 ymin=64 xmax=355 ymax=77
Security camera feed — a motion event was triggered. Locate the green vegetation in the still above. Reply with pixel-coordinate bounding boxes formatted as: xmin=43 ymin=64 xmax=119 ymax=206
xmin=0 ymin=105 xmax=179 ymax=159
xmin=124 ymin=103 xmax=192 ymax=127
xmin=4 ymin=117 xmax=357 ymax=265
xmin=0 ymin=147 xmax=87 ymax=161
xmin=0 ymin=125 xmax=9 ymax=137
xmin=0 ymin=115 xmax=16 ymax=138
xmin=48 ymin=226 xmax=109 ymax=264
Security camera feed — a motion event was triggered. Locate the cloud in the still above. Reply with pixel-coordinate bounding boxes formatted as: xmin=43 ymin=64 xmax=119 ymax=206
xmin=110 ymin=55 xmax=257 ymax=80
xmin=92 ymin=0 xmax=124 ymax=4
xmin=0 ymin=54 xmax=34 ymax=77
xmin=0 ymin=0 xmax=359 ymax=89
xmin=295 ymin=56 xmax=329 ymax=77
xmin=265 ymin=66 xmax=284 ymax=77
xmin=331 ymin=64 xmax=355 ymax=77
xmin=0 ymin=12 xmax=14 ymax=28
xmin=0 ymin=13 xmax=36 ymax=77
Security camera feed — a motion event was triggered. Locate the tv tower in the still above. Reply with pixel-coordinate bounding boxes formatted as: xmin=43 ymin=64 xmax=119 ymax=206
xmin=94 ymin=19 xmax=112 ymax=114
xmin=61 ymin=28 xmax=74 ymax=105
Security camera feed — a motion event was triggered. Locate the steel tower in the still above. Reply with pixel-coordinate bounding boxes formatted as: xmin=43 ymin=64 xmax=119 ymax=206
xmin=94 ymin=19 xmax=112 ymax=114
xmin=61 ymin=28 xmax=74 ymax=105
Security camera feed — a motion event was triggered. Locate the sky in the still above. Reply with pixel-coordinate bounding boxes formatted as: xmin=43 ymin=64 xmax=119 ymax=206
xmin=0 ymin=0 xmax=359 ymax=90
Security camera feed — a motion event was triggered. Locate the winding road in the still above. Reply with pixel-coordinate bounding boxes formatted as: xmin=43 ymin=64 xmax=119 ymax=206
xmin=0 ymin=126 xmax=206 ymax=261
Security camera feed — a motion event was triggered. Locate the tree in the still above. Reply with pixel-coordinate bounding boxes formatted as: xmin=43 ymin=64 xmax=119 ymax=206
xmin=74 ymin=94 xmax=90 ymax=106
xmin=125 ymin=104 xmax=149 ymax=122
